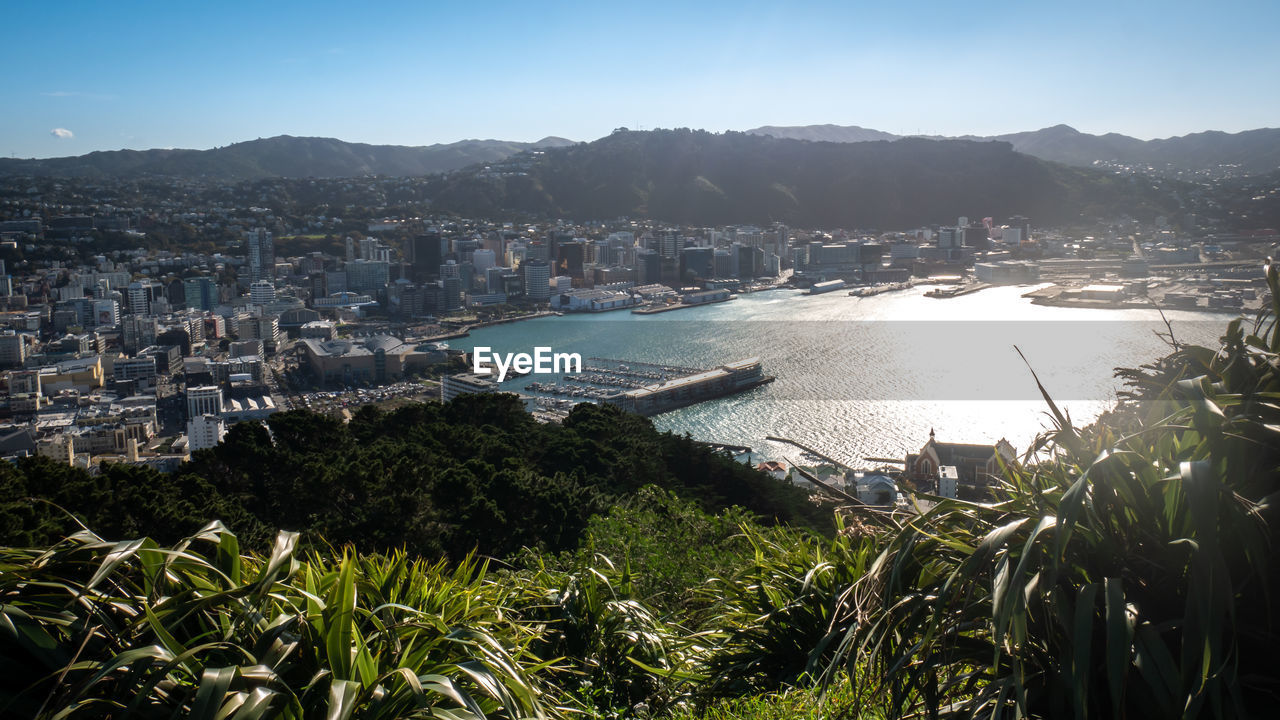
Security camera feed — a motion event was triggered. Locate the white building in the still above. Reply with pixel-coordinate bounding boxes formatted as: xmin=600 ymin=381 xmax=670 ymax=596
xmin=250 ymin=280 xmax=276 ymax=306
xmin=186 ymin=385 xmax=223 ymax=419
xmin=93 ymin=299 xmax=119 ymax=326
xmin=938 ymin=465 xmax=959 ymax=499
xmin=441 ymin=373 xmax=497 ymax=402
xmin=857 ymin=474 xmax=898 ymax=506
xmin=186 ymin=414 xmax=226 ymax=451
xmin=126 ymin=282 xmax=151 ymax=316
xmin=522 ymin=260 xmax=551 ymax=301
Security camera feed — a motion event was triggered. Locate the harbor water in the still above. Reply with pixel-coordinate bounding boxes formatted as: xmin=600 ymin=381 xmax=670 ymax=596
xmin=455 ymin=284 xmax=1236 ymax=468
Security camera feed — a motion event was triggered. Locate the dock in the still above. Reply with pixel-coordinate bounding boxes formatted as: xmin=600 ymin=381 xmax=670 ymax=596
xmin=632 ymin=295 xmax=735 ymax=314
xmin=699 ymin=441 xmax=753 ymax=455
xmin=765 ymin=435 xmax=854 ymax=471
xmin=523 ymin=357 xmax=771 ymax=417
xmin=925 ymin=282 xmax=991 ymax=299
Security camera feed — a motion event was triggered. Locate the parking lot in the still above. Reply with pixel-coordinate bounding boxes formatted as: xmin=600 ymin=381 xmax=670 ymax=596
xmin=292 ymin=380 xmax=440 ymax=416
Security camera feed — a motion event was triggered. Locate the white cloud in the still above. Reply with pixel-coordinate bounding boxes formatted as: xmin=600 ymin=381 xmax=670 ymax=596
xmin=42 ymin=91 xmax=115 ymax=100
xmin=50 ymin=128 xmax=74 ymax=139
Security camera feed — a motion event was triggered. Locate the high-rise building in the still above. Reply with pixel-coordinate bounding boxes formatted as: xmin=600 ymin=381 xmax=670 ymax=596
xmin=247 ymin=228 xmax=274 ymax=283
xmin=0 ymin=331 xmax=30 ymax=368
xmin=186 ymin=386 xmax=224 ymax=420
xmin=526 ymin=241 xmax=549 ymax=262
xmin=187 ymin=414 xmax=227 ymax=451
xmin=556 ymin=241 xmax=586 ymax=279
xmin=485 ymin=266 xmax=509 ymax=294
xmin=183 ymin=277 xmax=217 ymax=311
xmin=962 ymin=223 xmax=989 ymax=251
xmin=441 ymin=276 xmax=462 ymax=311
xmin=304 ymin=273 xmax=326 ymax=307
xmin=472 ymin=249 xmax=497 ymax=274
xmin=250 ymin=281 xmax=276 ymax=306
xmin=325 ymin=270 xmax=348 ymax=295
xmin=736 ymin=243 xmax=759 ymax=279
xmin=121 ymin=316 xmax=159 ymax=352
xmin=345 ymin=260 xmax=389 ymax=293
xmin=681 ymin=247 xmax=714 ymax=281
xmin=238 ymin=316 xmax=280 ymax=351
xmin=522 ymin=260 xmax=551 ymax=301
xmin=410 ymin=233 xmax=443 ymax=282
xmin=937 ymin=227 xmax=959 ymax=249
xmin=658 ymin=233 xmax=680 ymax=259
xmin=1007 ymin=215 xmax=1031 ymax=244
xmin=126 ymin=281 xmax=153 ymax=316
xmin=636 ymin=249 xmax=661 ymax=284
xmin=93 ymin=299 xmax=119 ymax=326
xmin=713 ymin=249 xmax=733 ymax=278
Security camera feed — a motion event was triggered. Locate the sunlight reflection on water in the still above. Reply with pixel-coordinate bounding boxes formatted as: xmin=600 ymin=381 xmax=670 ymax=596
xmin=458 ymin=285 xmax=1237 ymax=466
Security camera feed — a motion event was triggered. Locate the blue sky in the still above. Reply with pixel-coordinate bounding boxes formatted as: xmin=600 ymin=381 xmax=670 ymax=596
xmin=6 ymin=0 xmax=1278 ymax=158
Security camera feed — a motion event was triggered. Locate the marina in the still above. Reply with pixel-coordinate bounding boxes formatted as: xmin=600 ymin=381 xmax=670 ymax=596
xmin=522 ymin=357 xmax=774 ymax=417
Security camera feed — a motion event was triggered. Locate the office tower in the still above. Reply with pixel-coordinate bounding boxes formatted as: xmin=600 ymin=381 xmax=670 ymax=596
xmin=522 ymin=260 xmax=551 ymax=301
xmin=250 ymin=281 xmax=276 ymax=306
xmin=681 ymin=246 xmax=714 ymax=280
xmin=247 ymin=228 xmax=274 ymax=283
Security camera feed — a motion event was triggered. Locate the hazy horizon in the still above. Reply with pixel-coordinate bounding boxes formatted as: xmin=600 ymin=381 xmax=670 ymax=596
xmin=7 ymin=0 xmax=1279 ymax=159
xmin=10 ymin=122 xmax=1280 ymax=162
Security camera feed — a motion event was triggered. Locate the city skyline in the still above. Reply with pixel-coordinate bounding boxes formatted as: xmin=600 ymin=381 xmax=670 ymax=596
xmin=6 ymin=0 xmax=1279 ymax=159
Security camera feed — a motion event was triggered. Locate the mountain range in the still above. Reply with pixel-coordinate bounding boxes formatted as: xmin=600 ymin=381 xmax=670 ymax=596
xmin=746 ymin=124 xmax=1280 ymax=175
xmin=2 ymin=125 xmax=1276 ymax=183
xmin=0 ymin=135 xmax=574 ymax=181
xmin=419 ymin=128 xmax=1181 ymax=228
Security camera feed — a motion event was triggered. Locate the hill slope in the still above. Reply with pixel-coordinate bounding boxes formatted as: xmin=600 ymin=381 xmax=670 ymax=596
xmin=747 ymin=124 xmax=1280 ymax=174
xmin=423 ymin=128 xmax=1181 ymax=227
xmin=0 ymin=135 xmax=576 ymax=180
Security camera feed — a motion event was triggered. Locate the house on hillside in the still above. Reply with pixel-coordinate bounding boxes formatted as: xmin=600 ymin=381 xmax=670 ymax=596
xmin=756 ymin=460 xmax=789 ymax=482
xmin=905 ymin=429 xmax=1016 ymax=497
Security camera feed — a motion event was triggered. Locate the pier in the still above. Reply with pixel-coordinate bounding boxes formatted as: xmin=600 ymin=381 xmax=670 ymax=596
xmin=765 ymin=435 xmax=855 ymax=471
xmin=699 ymin=441 xmax=753 ymax=455
xmin=522 ymin=357 xmax=772 ymax=417
xmin=631 ymin=295 xmax=734 ymax=314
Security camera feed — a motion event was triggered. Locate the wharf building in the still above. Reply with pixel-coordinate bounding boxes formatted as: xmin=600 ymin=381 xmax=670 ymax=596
xmin=440 ymin=372 xmax=498 ymax=402
xmin=605 ymin=358 xmax=769 ymax=416
xmin=551 ymin=287 xmax=638 ymax=312
xmin=974 ymin=261 xmax=1041 ymax=284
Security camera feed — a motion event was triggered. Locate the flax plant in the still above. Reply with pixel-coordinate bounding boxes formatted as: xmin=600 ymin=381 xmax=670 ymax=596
xmin=841 ymin=262 xmax=1280 ymax=718
xmin=0 ymin=522 xmax=553 ymax=719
